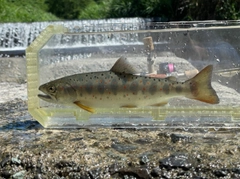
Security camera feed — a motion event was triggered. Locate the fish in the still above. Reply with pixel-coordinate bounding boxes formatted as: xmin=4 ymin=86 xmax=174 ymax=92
xmin=38 ymin=57 xmax=219 ymax=113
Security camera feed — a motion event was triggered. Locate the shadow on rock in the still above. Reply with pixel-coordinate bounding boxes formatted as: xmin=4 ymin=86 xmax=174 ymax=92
xmin=0 ymin=120 xmax=42 ymax=131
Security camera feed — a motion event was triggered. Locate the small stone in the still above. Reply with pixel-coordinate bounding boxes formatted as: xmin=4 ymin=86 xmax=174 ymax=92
xmin=54 ymin=160 xmax=76 ymax=168
xmin=232 ymin=168 xmax=240 ymax=174
xmin=161 ymin=171 xmax=171 ymax=179
xmin=109 ymin=163 xmax=120 ymax=175
xmin=150 ymin=167 xmax=161 ymax=177
xmin=11 ymin=157 xmax=21 ymax=164
xmin=134 ymin=138 xmax=152 ymax=145
xmin=0 ymin=171 xmax=11 ymax=178
xmin=159 ymin=154 xmax=192 ymax=170
xmin=34 ymin=173 xmax=43 ymax=179
xmin=69 ymin=137 xmax=83 ymax=141
xmin=79 ymin=173 xmax=91 ymax=179
xmin=191 ymin=176 xmax=204 ymax=179
xmin=0 ymin=156 xmax=10 ymax=167
xmin=214 ymin=169 xmax=228 ymax=177
xmin=91 ymin=141 xmax=100 ymax=147
xmin=139 ymin=155 xmax=149 ymax=165
xmin=111 ymin=143 xmax=137 ymax=153
xmin=170 ymin=133 xmax=191 ymax=143
xmin=121 ymin=132 xmax=138 ymax=139
xmin=13 ymin=170 xmax=26 ymax=179
xmin=88 ymin=168 xmax=101 ymax=178
xmin=118 ymin=167 xmax=151 ymax=179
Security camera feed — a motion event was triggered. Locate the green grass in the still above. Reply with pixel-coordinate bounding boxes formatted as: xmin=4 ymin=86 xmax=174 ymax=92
xmin=78 ymin=0 xmax=110 ymax=19
xmin=0 ymin=0 xmax=59 ymax=22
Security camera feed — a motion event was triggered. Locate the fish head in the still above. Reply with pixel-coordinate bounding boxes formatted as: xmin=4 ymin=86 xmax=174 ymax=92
xmin=38 ymin=80 xmax=77 ymax=104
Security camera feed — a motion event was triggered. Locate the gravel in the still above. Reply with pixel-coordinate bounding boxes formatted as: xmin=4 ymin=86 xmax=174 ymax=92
xmin=1 ymin=108 xmax=240 ymax=178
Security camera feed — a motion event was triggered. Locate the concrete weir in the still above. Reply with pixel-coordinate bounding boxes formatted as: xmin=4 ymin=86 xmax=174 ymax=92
xmin=0 ymin=18 xmax=145 ymax=56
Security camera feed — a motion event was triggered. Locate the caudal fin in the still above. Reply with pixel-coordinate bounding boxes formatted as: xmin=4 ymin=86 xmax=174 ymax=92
xmin=185 ymin=65 xmax=219 ymax=104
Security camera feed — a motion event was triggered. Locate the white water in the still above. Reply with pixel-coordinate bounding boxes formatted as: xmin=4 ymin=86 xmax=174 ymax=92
xmin=0 ymin=18 xmax=145 ymax=51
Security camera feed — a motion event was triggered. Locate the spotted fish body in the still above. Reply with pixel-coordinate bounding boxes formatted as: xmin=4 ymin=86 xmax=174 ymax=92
xmin=38 ymin=57 xmax=219 ymax=113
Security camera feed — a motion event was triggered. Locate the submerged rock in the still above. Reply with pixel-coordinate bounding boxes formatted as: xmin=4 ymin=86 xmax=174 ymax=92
xmin=111 ymin=143 xmax=138 ymax=154
xmin=159 ymin=154 xmax=192 ymax=170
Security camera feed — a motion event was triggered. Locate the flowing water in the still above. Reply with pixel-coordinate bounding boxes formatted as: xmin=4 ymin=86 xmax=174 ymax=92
xmin=0 ymin=18 xmax=145 ymax=56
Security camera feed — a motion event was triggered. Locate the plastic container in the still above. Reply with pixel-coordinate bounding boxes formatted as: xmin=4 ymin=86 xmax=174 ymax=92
xmin=26 ymin=21 xmax=240 ymax=128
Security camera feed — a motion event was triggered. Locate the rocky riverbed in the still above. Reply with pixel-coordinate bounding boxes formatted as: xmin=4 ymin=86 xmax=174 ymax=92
xmin=1 ymin=58 xmax=240 ymax=178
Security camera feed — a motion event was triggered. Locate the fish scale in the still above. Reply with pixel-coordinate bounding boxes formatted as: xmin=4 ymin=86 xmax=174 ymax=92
xmin=38 ymin=57 xmax=219 ymax=113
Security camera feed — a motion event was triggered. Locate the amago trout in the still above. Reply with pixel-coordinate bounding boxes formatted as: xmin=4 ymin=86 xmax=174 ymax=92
xmin=38 ymin=57 xmax=219 ymax=113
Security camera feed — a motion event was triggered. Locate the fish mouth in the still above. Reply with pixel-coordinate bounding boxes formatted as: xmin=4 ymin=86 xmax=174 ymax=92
xmin=38 ymin=94 xmax=52 ymax=100
xmin=38 ymin=84 xmax=56 ymax=102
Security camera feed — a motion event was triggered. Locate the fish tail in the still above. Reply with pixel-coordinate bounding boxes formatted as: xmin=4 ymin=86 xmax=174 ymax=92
xmin=185 ymin=65 xmax=219 ymax=104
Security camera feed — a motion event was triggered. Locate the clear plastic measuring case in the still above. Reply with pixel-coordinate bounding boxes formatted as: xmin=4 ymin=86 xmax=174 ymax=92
xmin=26 ymin=21 xmax=240 ymax=128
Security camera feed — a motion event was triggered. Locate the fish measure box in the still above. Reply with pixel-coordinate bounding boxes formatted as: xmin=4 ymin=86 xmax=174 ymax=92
xmin=26 ymin=21 xmax=240 ymax=128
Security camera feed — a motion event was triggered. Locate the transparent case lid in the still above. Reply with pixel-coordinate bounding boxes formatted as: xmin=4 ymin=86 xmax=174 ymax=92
xmin=26 ymin=21 xmax=240 ymax=128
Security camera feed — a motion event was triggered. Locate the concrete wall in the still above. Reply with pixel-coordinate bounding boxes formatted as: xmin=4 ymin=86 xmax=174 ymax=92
xmin=0 ymin=58 xmax=26 ymax=83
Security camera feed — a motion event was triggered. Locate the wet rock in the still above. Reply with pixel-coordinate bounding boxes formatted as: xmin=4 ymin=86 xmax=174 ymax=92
xmin=91 ymin=141 xmax=101 ymax=147
xmin=134 ymin=138 xmax=152 ymax=145
xmin=214 ymin=169 xmax=228 ymax=177
xmin=21 ymin=157 xmax=37 ymax=170
xmin=111 ymin=143 xmax=138 ymax=153
xmin=11 ymin=157 xmax=21 ymax=165
xmin=232 ymin=168 xmax=240 ymax=174
xmin=170 ymin=133 xmax=192 ymax=143
xmin=70 ymin=137 xmax=83 ymax=141
xmin=109 ymin=163 xmax=121 ymax=175
xmin=0 ymin=154 xmax=11 ymax=167
xmin=139 ymin=155 xmax=150 ymax=165
xmin=0 ymin=171 xmax=11 ymax=178
xmin=34 ymin=174 xmax=43 ymax=179
xmin=121 ymin=131 xmax=138 ymax=139
xmin=79 ymin=173 xmax=91 ymax=179
xmin=106 ymin=151 xmax=124 ymax=160
xmin=12 ymin=170 xmax=26 ymax=179
xmin=68 ymin=172 xmax=85 ymax=179
xmin=55 ymin=160 xmax=77 ymax=168
xmin=157 ymin=132 xmax=170 ymax=138
xmin=88 ymin=168 xmax=101 ymax=178
xmin=191 ymin=176 xmax=206 ymax=179
xmin=159 ymin=154 xmax=192 ymax=170
xmin=150 ymin=167 xmax=161 ymax=177
xmin=117 ymin=167 xmax=151 ymax=179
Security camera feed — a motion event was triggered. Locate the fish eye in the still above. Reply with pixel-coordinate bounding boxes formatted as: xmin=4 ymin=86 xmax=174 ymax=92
xmin=48 ymin=86 xmax=56 ymax=93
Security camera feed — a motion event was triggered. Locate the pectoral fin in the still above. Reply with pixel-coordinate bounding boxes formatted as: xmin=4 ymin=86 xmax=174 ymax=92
xmin=74 ymin=101 xmax=95 ymax=113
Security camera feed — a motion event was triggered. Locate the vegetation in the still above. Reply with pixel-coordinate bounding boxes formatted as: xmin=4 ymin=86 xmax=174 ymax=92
xmin=0 ymin=0 xmax=239 ymax=22
xmin=0 ymin=0 xmax=58 ymax=22
xmin=106 ymin=0 xmax=174 ymax=20
xmin=78 ymin=0 xmax=109 ymax=19
xmin=45 ymin=0 xmax=93 ymax=19
xmin=181 ymin=0 xmax=240 ymax=20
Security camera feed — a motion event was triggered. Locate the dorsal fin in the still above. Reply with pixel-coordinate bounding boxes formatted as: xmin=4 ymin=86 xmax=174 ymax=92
xmin=110 ymin=57 xmax=139 ymax=74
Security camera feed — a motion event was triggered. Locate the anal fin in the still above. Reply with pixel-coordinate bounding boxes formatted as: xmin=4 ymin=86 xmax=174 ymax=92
xmin=74 ymin=101 xmax=95 ymax=113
